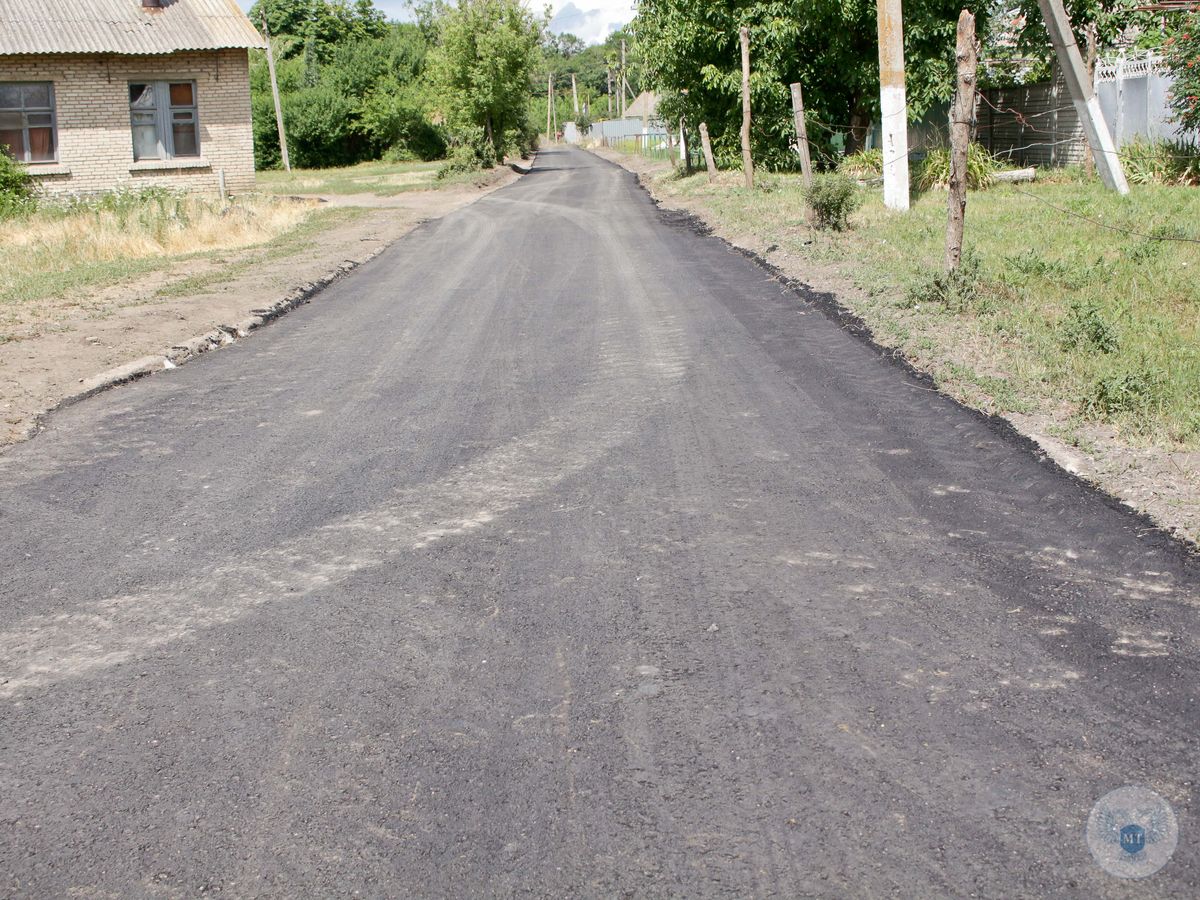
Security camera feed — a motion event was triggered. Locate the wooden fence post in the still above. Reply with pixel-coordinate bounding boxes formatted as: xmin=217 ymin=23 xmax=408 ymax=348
xmin=699 ymin=122 xmax=717 ymax=183
xmin=789 ymin=82 xmax=813 ymax=188
xmin=945 ymin=10 xmax=977 ymax=272
xmin=739 ymin=26 xmax=754 ymax=189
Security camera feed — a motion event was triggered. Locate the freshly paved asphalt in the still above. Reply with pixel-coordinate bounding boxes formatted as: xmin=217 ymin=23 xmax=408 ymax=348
xmin=1 ymin=148 xmax=1197 ymax=897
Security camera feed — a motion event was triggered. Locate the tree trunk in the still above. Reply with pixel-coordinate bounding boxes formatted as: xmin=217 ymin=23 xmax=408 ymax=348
xmin=699 ymin=122 xmax=717 ymax=183
xmin=945 ymin=11 xmax=977 ymax=272
xmin=739 ymin=27 xmax=753 ymax=189
xmin=846 ymin=98 xmax=871 ymax=155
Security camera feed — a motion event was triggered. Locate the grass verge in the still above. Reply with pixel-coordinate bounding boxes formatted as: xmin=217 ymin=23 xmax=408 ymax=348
xmin=650 ymin=168 xmax=1200 ymax=446
xmin=256 ymin=159 xmax=492 ymax=196
xmin=0 ymin=190 xmax=317 ymax=313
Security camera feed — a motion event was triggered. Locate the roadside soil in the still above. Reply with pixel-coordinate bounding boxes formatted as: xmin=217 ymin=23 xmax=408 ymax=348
xmin=0 ymin=165 xmax=519 ymax=447
xmin=590 ymin=147 xmax=1200 ymax=548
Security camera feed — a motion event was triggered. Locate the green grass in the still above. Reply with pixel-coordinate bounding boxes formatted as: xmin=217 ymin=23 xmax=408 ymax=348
xmin=256 ymin=159 xmax=447 ymax=196
xmin=610 ymin=138 xmax=678 ymax=164
xmin=653 ymin=170 xmax=1200 ymax=445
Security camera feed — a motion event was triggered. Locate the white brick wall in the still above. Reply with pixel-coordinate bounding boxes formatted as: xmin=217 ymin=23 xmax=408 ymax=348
xmin=1 ymin=50 xmax=256 ymax=195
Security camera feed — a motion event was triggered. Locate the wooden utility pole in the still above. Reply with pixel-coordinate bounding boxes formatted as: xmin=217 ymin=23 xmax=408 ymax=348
xmin=945 ymin=11 xmax=977 ymax=272
xmin=699 ymin=122 xmax=717 ymax=183
xmin=1036 ymin=0 xmax=1127 ymax=193
xmin=788 ymin=82 xmax=813 ymax=188
xmin=546 ymin=73 xmax=553 ymax=141
xmin=739 ymin=26 xmax=753 ymax=189
xmin=261 ymin=15 xmax=290 ymax=172
xmin=875 ymin=0 xmax=910 ymax=210
xmin=620 ymin=40 xmax=628 ymax=117
xmin=571 ymin=73 xmax=579 ymax=115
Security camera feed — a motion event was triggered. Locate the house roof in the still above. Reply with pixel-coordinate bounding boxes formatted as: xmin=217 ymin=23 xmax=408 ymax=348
xmin=0 ymin=0 xmax=266 ymax=56
xmin=625 ymin=91 xmax=660 ymax=121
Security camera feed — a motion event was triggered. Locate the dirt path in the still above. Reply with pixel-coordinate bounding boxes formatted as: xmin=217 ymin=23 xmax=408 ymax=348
xmin=0 ymin=167 xmax=520 ymax=446
xmin=590 ymin=147 xmax=1200 ymax=548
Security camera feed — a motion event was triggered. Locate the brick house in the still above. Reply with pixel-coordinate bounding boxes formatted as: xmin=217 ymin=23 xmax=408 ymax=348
xmin=0 ymin=0 xmax=265 ymax=195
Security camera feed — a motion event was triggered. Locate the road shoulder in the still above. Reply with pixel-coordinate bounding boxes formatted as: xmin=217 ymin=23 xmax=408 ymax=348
xmin=1 ymin=163 xmax=525 ymax=448
xmin=589 ymin=146 xmax=1199 ymax=550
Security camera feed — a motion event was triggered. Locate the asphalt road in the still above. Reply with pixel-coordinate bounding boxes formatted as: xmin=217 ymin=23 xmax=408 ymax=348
xmin=2 ymin=148 xmax=1197 ymax=897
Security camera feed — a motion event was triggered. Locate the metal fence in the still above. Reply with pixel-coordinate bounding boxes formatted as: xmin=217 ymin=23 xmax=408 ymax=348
xmin=979 ymin=54 xmax=1195 ymax=167
xmin=1095 ymin=54 xmax=1187 ymax=146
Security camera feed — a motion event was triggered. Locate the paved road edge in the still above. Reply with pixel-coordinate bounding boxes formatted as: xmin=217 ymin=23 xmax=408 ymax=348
xmin=14 ymin=154 xmax=538 ymax=449
xmin=587 ymin=147 xmax=1199 ymax=559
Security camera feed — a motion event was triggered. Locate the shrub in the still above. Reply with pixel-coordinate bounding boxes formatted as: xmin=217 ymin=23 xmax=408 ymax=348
xmin=284 ymin=85 xmax=358 ymax=168
xmin=804 ymin=174 xmax=861 ymax=231
xmin=1119 ymin=137 xmax=1200 ymax=186
xmin=437 ymin=143 xmax=483 ymax=180
xmin=837 ymin=149 xmax=883 ymax=179
xmin=1060 ymin=299 xmax=1119 ymax=354
xmin=1083 ymin=368 xmax=1166 ymax=420
xmin=904 ymin=250 xmax=983 ymax=312
xmin=0 ymin=152 xmax=36 ymax=218
xmin=1163 ymin=15 xmax=1200 ymax=132
xmin=916 ymin=144 xmax=1001 ymax=191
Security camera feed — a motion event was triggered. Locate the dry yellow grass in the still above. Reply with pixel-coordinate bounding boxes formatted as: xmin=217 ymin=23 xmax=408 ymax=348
xmin=0 ymin=192 xmax=316 ymax=308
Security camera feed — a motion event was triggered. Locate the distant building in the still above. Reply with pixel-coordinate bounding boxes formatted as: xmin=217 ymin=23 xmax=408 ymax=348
xmin=0 ymin=0 xmax=265 ymax=195
xmin=624 ymin=91 xmax=660 ymax=123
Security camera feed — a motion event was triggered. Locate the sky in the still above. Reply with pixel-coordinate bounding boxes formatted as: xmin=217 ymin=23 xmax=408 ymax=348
xmin=239 ymin=2 xmax=634 ymax=45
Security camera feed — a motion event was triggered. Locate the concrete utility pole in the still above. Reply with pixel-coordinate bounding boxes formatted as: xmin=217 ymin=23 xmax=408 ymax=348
xmin=945 ymin=11 xmax=977 ymax=272
xmin=620 ymin=40 xmax=628 ymax=117
xmin=739 ymin=27 xmax=753 ymax=189
xmin=679 ymin=117 xmax=689 ymax=170
xmin=261 ymin=15 xmax=290 ymax=172
xmin=789 ymin=82 xmax=813 ymax=188
xmin=1084 ymin=21 xmax=1099 ymax=176
xmin=699 ymin=122 xmax=717 ymax=183
xmin=1036 ymin=0 xmax=1128 ymax=193
xmin=875 ymin=0 xmax=910 ymax=210
xmin=571 ymin=73 xmax=579 ymax=115
xmin=606 ymin=68 xmax=613 ymax=117
xmin=546 ymin=73 xmax=553 ymax=141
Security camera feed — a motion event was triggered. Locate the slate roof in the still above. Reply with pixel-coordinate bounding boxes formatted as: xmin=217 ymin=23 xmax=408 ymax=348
xmin=0 ymin=0 xmax=266 ymax=56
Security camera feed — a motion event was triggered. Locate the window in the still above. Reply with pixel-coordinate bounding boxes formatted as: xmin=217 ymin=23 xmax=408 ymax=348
xmin=0 ymin=82 xmax=57 ymax=163
xmin=129 ymin=81 xmax=199 ymax=161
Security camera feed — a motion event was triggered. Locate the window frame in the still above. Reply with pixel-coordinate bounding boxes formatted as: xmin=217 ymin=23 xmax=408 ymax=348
xmin=0 ymin=81 xmax=58 ymax=164
xmin=128 ymin=80 xmax=201 ymax=162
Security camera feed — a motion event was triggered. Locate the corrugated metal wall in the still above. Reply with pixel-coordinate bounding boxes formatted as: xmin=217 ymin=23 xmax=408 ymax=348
xmin=980 ymin=69 xmax=1088 ymax=167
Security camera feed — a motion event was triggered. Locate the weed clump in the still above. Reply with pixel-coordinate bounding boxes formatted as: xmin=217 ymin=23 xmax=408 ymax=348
xmin=904 ymin=251 xmax=983 ymax=312
xmin=1061 ymin=299 xmax=1119 ymax=354
xmin=804 ymin=174 xmax=861 ymax=231
xmin=1083 ymin=368 xmax=1166 ymax=421
xmin=837 ymin=149 xmax=883 ymax=179
xmin=1119 ymin=138 xmax=1200 ymax=186
xmin=916 ymin=144 xmax=1002 ymax=191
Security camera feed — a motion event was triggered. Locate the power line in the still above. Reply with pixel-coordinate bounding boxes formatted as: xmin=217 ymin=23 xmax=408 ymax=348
xmin=1006 ymin=187 xmax=1200 ymax=243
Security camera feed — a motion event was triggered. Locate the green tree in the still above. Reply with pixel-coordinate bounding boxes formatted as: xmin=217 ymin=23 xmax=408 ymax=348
xmin=250 ymin=0 xmax=388 ymax=59
xmin=425 ymin=0 xmax=546 ymax=162
xmin=636 ymin=0 xmax=992 ymax=169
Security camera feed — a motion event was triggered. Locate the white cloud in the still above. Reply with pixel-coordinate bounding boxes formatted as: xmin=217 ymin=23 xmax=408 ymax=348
xmin=239 ymin=1 xmax=634 ymax=44
xmin=548 ymin=1 xmax=634 ymax=44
